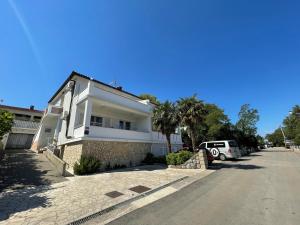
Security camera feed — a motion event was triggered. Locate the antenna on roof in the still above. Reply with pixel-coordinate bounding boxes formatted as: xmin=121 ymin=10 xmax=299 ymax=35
xmin=109 ymin=79 xmax=118 ymax=88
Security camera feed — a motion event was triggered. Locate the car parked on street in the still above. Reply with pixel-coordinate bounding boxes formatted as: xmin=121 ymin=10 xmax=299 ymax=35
xmin=199 ymin=140 xmax=241 ymax=161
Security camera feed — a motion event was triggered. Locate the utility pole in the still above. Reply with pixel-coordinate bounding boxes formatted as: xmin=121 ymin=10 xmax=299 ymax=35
xmin=280 ymin=126 xmax=287 ymax=148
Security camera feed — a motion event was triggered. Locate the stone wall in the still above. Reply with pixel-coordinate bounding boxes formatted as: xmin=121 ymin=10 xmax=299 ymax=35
xmin=82 ymin=140 xmax=151 ymax=169
xmin=63 ymin=142 xmax=83 ymax=169
xmin=62 ymin=140 xmax=151 ymax=170
xmin=168 ymin=150 xmax=208 ymax=169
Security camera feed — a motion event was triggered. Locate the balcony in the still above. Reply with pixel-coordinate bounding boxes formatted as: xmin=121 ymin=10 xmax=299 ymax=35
xmin=13 ymin=120 xmax=40 ymax=130
xmin=45 ymin=105 xmax=63 ymax=117
xmin=88 ymin=126 xmax=152 ymax=142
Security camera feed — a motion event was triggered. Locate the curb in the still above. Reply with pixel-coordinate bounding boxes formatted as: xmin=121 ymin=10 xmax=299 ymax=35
xmin=67 ymin=176 xmax=189 ymax=225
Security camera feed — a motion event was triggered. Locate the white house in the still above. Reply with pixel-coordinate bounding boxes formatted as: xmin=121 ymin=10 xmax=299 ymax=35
xmin=0 ymin=104 xmax=43 ymax=149
xmin=32 ymin=71 xmax=183 ymax=170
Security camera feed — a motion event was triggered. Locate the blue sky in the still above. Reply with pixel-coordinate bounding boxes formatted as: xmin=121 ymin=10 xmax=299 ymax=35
xmin=0 ymin=0 xmax=300 ymax=136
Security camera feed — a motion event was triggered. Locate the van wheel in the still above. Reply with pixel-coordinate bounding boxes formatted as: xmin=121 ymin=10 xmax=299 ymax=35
xmin=219 ymin=154 xmax=226 ymax=161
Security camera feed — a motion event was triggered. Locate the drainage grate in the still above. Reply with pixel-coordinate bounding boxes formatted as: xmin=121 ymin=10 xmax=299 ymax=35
xmin=105 ymin=191 xmax=124 ymax=198
xmin=129 ymin=185 xmax=151 ymax=193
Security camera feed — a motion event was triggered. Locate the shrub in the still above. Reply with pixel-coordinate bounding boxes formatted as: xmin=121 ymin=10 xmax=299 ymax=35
xmin=176 ymin=150 xmax=193 ymax=164
xmin=166 ymin=152 xmax=178 ymax=165
xmin=166 ymin=150 xmax=193 ymax=165
xmin=74 ymin=155 xmax=101 ymax=175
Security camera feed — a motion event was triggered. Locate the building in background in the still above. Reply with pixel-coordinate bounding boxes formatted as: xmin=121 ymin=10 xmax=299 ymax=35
xmin=32 ymin=71 xmax=183 ymax=171
xmin=0 ymin=105 xmax=43 ymax=149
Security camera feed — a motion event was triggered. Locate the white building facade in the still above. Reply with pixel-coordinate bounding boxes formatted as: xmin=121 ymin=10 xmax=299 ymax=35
xmin=32 ymin=71 xmax=183 ymax=170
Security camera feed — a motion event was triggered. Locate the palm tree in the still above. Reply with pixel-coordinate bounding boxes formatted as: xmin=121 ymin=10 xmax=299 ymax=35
xmin=177 ymin=95 xmax=207 ymax=151
xmin=153 ymin=101 xmax=179 ymax=153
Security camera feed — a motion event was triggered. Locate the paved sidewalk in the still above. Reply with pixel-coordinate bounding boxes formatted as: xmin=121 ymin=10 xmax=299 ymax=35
xmin=0 ymin=149 xmax=66 ymax=192
xmin=0 ymin=165 xmax=205 ymax=225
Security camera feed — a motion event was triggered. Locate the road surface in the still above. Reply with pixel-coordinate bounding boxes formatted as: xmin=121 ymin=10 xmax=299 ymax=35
xmin=107 ymin=148 xmax=300 ymax=225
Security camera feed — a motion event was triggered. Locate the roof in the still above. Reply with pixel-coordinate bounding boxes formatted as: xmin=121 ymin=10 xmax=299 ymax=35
xmin=48 ymin=71 xmax=144 ymax=103
xmin=0 ymin=104 xmax=44 ymax=114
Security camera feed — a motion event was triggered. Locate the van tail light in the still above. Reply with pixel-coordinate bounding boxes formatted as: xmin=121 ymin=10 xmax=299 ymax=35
xmin=228 ymin=148 xmax=232 ymax=153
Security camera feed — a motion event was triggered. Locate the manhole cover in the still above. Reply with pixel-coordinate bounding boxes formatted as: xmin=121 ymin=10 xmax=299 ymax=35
xmin=129 ymin=185 xmax=151 ymax=193
xmin=105 ymin=191 xmax=124 ymax=198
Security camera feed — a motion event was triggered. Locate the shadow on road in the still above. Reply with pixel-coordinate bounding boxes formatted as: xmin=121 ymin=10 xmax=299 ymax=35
xmin=0 ymin=185 xmax=58 ymax=221
xmin=0 ymin=149 xmax=65 ymax=192
xmin=0 ymin=149 xmax=67 ymax=221
xmin=210 ymin=162 xmax=265 ymax=170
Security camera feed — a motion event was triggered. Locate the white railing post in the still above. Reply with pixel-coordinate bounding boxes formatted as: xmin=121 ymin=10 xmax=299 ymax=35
xmin=83 ymin=98 xmax=93 ymax=136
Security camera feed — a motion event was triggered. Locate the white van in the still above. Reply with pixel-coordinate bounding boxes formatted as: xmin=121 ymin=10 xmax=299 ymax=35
xmin=199 ymin=140 xmax=241 ymax=161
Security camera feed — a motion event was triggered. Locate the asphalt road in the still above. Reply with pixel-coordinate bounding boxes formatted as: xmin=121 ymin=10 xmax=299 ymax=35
xmin=107 ymin=148 xmax=300 ymax=225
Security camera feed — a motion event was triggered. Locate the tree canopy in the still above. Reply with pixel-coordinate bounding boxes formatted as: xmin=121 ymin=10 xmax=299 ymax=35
xmin=177 ymin=95 xmax=207 ymax=150
xmin=236 ymin=104 xmax=259 ymax=136
xmin=0 ymin=109 xmax=14 ymax=138
xmin=152 ymin=101 xmax=179 ymax=153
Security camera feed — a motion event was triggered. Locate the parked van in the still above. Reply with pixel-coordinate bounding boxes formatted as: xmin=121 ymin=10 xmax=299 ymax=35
xmin=199 ymin=140 xmax=241 ymax=161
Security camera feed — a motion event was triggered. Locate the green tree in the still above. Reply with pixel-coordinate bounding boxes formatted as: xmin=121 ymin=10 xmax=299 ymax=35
xmin=0 ymin=109 xmax=14 ymax=138
xmin=283 ymin=105 xmax=300 ymax=141
xmin=266 ymin=128 xmax=285 ymax=147
xmin=152 ymin=101 xmax=179 ymax=153
xmin=177 ymin=95 xmax=207 ymax=150
xmin=236 ymin=104 xmax=259 ymax=136
xmin=139 ymin=94 xmax=160 ymax=105
xmin=203 ymin=104 xmax=231 ymax=140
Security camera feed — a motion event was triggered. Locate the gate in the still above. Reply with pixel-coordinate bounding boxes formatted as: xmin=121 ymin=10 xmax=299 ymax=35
xmin=5 ymin=133 xmax=34 ymax=149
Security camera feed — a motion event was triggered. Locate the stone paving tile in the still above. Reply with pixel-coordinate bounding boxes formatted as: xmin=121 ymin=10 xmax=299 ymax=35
xmin=0 ymin=165 xmax=204 ymax=225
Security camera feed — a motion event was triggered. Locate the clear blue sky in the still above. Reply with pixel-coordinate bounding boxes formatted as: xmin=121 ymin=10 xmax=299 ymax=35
xmin=1 ymin=0 xmax=300 ymax=136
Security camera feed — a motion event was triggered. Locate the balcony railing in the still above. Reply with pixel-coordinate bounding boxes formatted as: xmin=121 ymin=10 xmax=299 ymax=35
xmin=13 ymin=120 xmax=40 ymax=129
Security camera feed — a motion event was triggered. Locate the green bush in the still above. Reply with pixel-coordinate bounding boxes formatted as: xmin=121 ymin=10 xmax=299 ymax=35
xmin=166 ymin=153 xmax=178 ymax=165
xmin=74 ymin=155 xmax=101 ymax=175
xmin=166 ymin=150 xmax=193 ymax=165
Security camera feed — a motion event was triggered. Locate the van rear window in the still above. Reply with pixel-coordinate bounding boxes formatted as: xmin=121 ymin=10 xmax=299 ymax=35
xmin=229 ymin=141 xmax=238 ymax=147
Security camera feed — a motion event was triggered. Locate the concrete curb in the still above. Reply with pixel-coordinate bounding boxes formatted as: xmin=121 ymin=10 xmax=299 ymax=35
xmin=67 ymin=176 xmax=189 ymax=225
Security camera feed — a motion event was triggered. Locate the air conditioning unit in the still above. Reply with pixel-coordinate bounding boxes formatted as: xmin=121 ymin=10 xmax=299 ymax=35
xmin=62 ymin=111 xmax=69 ymax=120
xmin=65 ymin=81 xmax=75 ymax=91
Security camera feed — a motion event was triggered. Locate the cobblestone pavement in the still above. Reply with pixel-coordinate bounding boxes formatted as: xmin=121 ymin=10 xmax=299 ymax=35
xmin=0 ymin=165 xmax=205 ymax=225
xmin=0 ymin=149 xmax=66 ymax=192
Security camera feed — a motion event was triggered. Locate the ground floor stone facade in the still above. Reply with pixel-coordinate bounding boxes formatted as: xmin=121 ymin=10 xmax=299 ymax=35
xmin=63 ymin=140 xmax=152 ymax=170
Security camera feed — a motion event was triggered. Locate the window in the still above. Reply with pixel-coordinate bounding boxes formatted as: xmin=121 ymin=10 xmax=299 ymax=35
xmin=90 ymin=116 xmax=103 ymax=127
xmin=207 ymin=142 xmax=226 ymax=148
xmin=119 ymin=120 xmax=124 ymax=129
xmin=207 ymin=143 xmax=214 ymax=148
xmin=33 ymin=116 xmax=42 ymax=122
xmin=125 ymin=121 xmax=131 ymax=130
xmin=229 ymin=141 xmax=238 ymax=147
xmin=199 ymin=143 xmax=206 ymax=149
xmin=45 ymin=128 xmax=52 ymax=133
xmin=76 ymin=112 xmax=84 ymax=127
xmin=215 ymin=142 xmax=226 ymax=148
xmin=14 ymin=113 xmax=31 ymax=121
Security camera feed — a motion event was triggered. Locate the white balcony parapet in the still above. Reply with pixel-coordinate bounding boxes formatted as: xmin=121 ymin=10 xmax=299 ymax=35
xmin=89 ymin=126 xmax=152 ymax=142
xmin=45 ymin=105 xmax=63 ymax=117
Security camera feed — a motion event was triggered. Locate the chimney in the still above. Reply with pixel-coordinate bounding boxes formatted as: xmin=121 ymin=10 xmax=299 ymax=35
xmin=116 ymin=86 xmax=123 ymax=91
xmin=30 ymin=105 xmax=35 ymax=110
